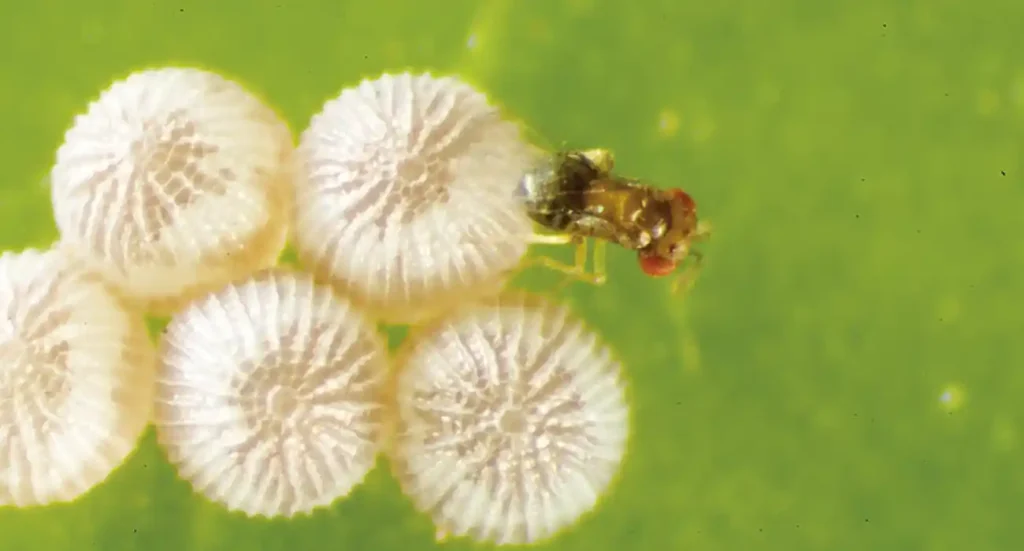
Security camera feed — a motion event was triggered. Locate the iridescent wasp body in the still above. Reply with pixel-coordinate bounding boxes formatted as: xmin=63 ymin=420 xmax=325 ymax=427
xmin=516 ymin=148 xmax=710 ymax=293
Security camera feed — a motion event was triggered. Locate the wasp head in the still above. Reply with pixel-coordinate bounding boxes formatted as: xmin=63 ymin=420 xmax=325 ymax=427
xmin=638 ymin=188 xmax=702 ymax=277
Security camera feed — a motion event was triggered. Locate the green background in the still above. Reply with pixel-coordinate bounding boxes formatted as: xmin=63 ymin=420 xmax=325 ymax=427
xmin=1 ymin=0 xmax=1022 ymax=550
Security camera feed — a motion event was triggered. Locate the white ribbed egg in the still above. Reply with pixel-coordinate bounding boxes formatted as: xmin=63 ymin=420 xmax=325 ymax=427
xmin=50 ymin=67 xmax=295 ymax=314
xmin=294 ymin=72 xmax=536 ymax=324
xmin=153 ymin=269 xmax=389 ymax=518
xmin=0 ymin=247 xmax=155 ymax=507
xmin=390 ymin=292 xmax=630 ymax=545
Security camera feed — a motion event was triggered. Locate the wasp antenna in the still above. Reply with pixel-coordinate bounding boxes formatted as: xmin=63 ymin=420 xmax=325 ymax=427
xmin=580 ymin=148 xmax=615 ymax=172
xmin=695 ymin=219 xmax=713 ymax=241
xmin=669 ymin=255 xmax=704 ymax=297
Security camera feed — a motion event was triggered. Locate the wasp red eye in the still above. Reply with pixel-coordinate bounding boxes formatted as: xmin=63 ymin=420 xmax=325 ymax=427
xmin=638 ymin=254 xmax=676 ymax=277
xmin=671 ymin=188 xmax=696 ymax=211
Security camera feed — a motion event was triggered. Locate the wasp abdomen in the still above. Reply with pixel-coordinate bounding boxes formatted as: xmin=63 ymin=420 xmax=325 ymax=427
xmin=516 ymin=161 xmax=573 ymax=231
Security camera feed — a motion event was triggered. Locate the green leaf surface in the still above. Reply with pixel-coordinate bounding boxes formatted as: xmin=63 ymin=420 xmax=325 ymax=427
xmin=1 ymin=0 xmax=1022 ymax=550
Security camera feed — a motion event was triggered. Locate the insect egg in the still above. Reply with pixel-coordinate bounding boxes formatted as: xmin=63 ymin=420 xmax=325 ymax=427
xmin=153 ymin=269 xmax=390 ymax=518
xmin=49 ymin=66 xmax=295 ymax=314
xmin=0 ymin=247 xmax=156 ymax=507
xmin=294 ymin=72 xmax=536 ymax=325
xmin=389 ymin=292 xmax=631 ymax=545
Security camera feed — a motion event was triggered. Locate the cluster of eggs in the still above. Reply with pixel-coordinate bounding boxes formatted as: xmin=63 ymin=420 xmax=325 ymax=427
xmin=0 ymin=67 xmax=630 ymax=545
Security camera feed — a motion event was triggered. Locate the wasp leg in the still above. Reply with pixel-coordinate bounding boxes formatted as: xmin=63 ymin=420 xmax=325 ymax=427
xmin=590 ymin=238 xmax=608 ymax=284
xmin=523 ymin=234 xmax=607 ymax=287
xmin=526 ymin=233 xmax=574 ymax=246
xmin=550 ymin=237 xmax=608 ymax=291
